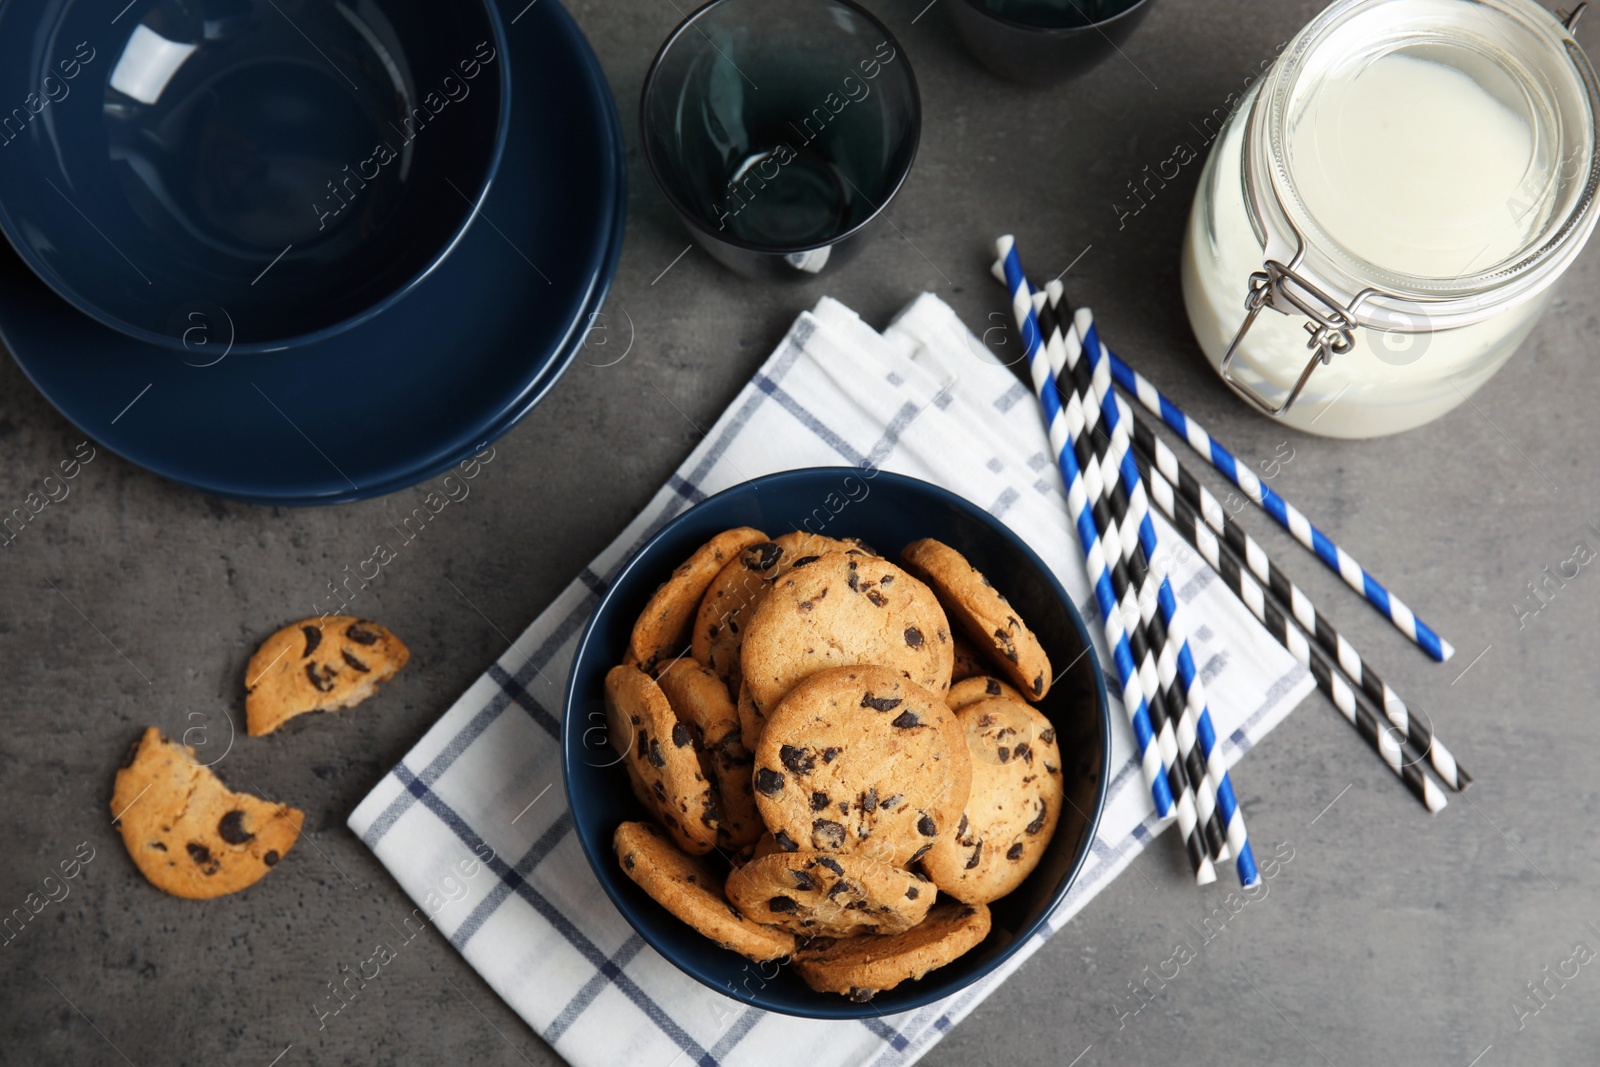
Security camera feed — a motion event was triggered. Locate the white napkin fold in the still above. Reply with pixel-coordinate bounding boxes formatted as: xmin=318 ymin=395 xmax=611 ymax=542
xmin=348 ymin=294 xmax=1313 ymax=1067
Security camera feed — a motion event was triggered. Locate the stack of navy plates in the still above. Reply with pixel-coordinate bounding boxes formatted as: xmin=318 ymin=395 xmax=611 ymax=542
xmin=0 ymin=0 xmax=624 ymax=504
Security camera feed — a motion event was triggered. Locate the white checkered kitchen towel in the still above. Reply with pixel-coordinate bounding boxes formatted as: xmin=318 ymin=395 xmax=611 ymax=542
xmin=347 ymin=294 xmax=1314 ymax=1067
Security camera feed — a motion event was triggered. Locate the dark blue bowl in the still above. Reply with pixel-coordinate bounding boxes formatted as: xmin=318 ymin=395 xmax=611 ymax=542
xmin=563 ymin=468 xmax=1111 ymax=1019
xmin=0 ymin=0 xmax=510 ymax=353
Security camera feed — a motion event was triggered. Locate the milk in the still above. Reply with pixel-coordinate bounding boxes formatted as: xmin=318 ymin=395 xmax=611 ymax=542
xmin=1181 ymin=1 xmax=1582 ymax=438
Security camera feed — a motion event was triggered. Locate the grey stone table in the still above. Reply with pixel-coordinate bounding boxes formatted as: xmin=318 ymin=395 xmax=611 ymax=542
xmin=4 ymin=1 xmax=1597 ymax=1064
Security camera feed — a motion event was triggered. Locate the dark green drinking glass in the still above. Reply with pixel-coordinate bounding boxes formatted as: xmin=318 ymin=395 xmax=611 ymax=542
xmin=641 ymin=0 xmax=920 ymax=279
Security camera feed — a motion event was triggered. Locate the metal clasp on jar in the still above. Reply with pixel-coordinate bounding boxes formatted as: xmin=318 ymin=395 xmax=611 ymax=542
xmin=1219 ymin=260 xmax=1360 ymax=417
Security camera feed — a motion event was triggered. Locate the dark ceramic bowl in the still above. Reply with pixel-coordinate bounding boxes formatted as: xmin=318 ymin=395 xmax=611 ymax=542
xmin=562 ymin=468 xmax=1111 ymax=1019
xmin=0 ymin=0 xmax=510 ymax=352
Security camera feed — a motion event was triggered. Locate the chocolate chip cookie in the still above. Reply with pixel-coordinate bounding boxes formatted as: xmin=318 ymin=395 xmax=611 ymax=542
xmin=604 ymin=666 xmax=720 ymax=855
xmin=900 ymin=539 xmax=1053 ymax=700
xmin=656 ymin=658 xmax=760 ymax=849
xmin=245 ymin=616 xmax=409 ymax=736
xmin=726 ymin=850 xmax=934 ymax=937
xmin=921 ymin=697 xmax=1062 ymax=903
xmin=613 ymin=821 xmax=795 ymax=963
xmin=629 ymin=528 xmax=770 ymax=673
xmin=112 ymin=727 xmax=302 ymax=899
xmin=751 ymin=666 xmax=971 ymax=868
xmin=692 ymin=533 xmax=875 ymax=697
xmin=946 ymin=675 xmax=1028 ymax=712
xmin=792 ymin=900 xmax=991 ymax=1001
xmin=740 ymin=552 xmax=954 ymax=716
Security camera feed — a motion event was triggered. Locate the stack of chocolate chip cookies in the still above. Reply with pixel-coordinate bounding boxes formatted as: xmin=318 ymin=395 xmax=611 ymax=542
xmin=607 ymin=530 xmax=1064 ymax=1002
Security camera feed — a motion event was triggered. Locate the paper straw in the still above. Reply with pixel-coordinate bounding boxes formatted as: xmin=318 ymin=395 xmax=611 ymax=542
xmin=1104 ymin=351 xmax=1456 ymax=662
xmin=995 ymin=236 xmax=1192 ymax=860
xmin=1119 ymin=413 xmax=1469 ymax=792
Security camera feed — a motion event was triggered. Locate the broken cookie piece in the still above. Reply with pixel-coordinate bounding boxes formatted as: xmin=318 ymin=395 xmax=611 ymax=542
xmin=245 ymin=616 xmax=409 ymax=736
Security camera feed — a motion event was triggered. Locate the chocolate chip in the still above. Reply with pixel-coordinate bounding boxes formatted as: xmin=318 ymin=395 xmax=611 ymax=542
xmin=755 ymin=768 xmax=785 ymax=795
xmin=301 ymin=625 xmax=322 ymax=657
xmin=686 ymin=874 xmax=697 ymax=885
xmin=909 ymin=844 xmax=931 ymax=864
xmin=728 ymin=619 xmax=739 ymax=634
xmin=1032 ymin=672 xmax=1045 ymax=695
xmin=847 ymin=568 xmax=860 ymax=592
xmin=955 ymin=813 xmax=970 ymax=841
xmin=859 ymin=788 xmax=878 ymax=813
xmin=880 ymin=794 xmax=903 ymax=810
xmin=342 ymin=649 xmax=370 ymax=673
xmin=774 ymin=830 xmax=799 ymax=852
xmin=904 ymin=627 xmax=924 ymax=648
xmin=791 ymin=870 xmax=816 ymax=891
xmin=647 ymin=739 xmax=666 ymax=769
xmin=849 ymin=987 xmax=876 ymax=1003
xmin=653 ymin=781 xmax=667 ymax=802
xmin=826 ymin=879 xmax=853 ymax=900
xmin=816 ymin=856 xmax=844 ymax=875
xmin=845 ymin=899 xmax=871 ymax=911
xmin=305 ymin=662 xmax=336 ymax=692
xmin=186 ymin=842 xmax=213 ymax=866
xmin=780 ymin=745 xmax=815 ymax=776
xmin=905 ymin=886 xmax=920 ymax=900
xmin=890 ymin=711 xmax=921 ymax=729
xmin=1007 ymin=843 xmax=1025 ymax=860
xmin=768 ymin=896 xmax=798 ymax=913
xmin=1039 ymin=727 xmax=1056 ymax=744
xmin=860 ymin=693 xmax=902 ymax=712
xmin=1026 ymin=800 xmax=1050 ymax=835
xmin=810 ymin=791 xmax=831 ymax=812
xmin=965 ymin=842 xmax=984 ymax=869
xmin=917 ymin=814 xmax=937 ymax=836
xmin=346 ymin=623 xmax=381 ymax=645
xmin=217 ymin=810 xmax=253 ymax=845
xmin=149 ymin=841 xmax=166 ymax=851
xmin=701 ymin=800 xmax=720 ymax=827
xmin=791 ymin=555 xmax=821 ymax=569
xmin=707 ymin=623 xmax=721 ymax=640
xmin=264 ymin=850 xmax=280 ymax=866
xmin=993 ymin=628 xmax=1019 ymax=663
xmin=672 ymin=722 xmax=692 ymax=748
xmin=812 ymin=819 xmax=846 ymax=848
xmin=822 ymin=747 xmax=841 ymax=763
xmin=623 ymin=853 xmax=635 ymax=870
xmin=865 ymin=589 xmax=888 ymax=607
xmin=1014 ymin=741 xmax=1032 ymax=764
xmin=997 ymin=746 xmax=1010 ymax=763
xmin=985 ymin=679 xmax=1002 ymax=696
xmin=744 ymin=542 xmax=782 ymax=571
xmin=878 ymin=574 xmax=893 ymax=585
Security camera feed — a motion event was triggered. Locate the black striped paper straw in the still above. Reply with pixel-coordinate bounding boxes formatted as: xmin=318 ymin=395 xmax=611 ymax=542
xmin=1131 ymin=440 xmax=1449 ymax=814
xmin=1033 ymin=292 xmax=1230 ymax=864
xmin=1032 ymin=293 xmax=1226 ymax=874
xmin=1123 ymin=411 xmax=1470 ymax=793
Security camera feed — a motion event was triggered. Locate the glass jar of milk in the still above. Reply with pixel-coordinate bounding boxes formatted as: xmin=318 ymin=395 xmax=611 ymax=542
xmin=1182 ymin=0 xmax=1599 ymax=437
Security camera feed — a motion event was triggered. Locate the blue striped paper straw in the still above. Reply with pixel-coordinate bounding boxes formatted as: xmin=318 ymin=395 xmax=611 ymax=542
xmin=1053 ymin=303 xmax=1260 ymax=888
xmin=996 ymin=236 xmax=1179 ymax=831
xmin=1104 ymin=352 xmax=1455 ymax=663
xmin=1030 ymin=291 xmax=1224 ymax=875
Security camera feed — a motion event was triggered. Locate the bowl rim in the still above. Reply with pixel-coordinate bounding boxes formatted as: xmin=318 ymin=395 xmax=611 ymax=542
xmin=637 ymin=0 xmax=922 ymax=258
xmin=561 ymin=466 xmax=1112 ymax=1019
xmin=0 ymin=0 xmax=515 ymax=355
xmin=952 ymin=0 xmax=1157 ymax=35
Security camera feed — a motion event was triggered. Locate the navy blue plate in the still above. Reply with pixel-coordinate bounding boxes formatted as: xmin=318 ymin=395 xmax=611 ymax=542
xmin=0 ymin=0 xmax=510 ymax=352
xmin=0 ymin=0 xmax=624 ymax=505
xmin=563 ymin=469 xmax=1111 ymax=1019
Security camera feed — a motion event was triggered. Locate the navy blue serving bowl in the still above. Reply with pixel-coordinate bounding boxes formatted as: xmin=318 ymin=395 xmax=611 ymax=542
xmin=0 ymin=0 xmax=509 ymax=353
xmin=563 ymin=468 xmax=1111 ymax=1019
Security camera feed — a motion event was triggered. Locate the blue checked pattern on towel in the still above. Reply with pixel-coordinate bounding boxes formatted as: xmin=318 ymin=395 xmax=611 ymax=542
xmin=348 ymin=294 xmax=1315 ymax=1067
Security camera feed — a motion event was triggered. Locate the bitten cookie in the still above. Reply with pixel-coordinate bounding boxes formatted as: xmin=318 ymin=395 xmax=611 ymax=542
xmin=726 ymin=850 xmax=934 ymax=937
xmin=740 ymin=552 xmax=954 ymax=716
xmin=245 ymin=616 xmax=409 ymax=736
xmin=901 ymin=539 xmax=1053 ymax=700
xmin=946 ymin=675 xmax=1028 ymax=712
xmin=613 ymin=821 xmax=796 ymax=963
xmin=656 ymin=658 xmax=761 ymax=849
xmin=752 ymin=666 xmax=971 ymax=868
xmin=692 ymin=533 xmax=876 ymax=696
xmin=792 ymin=901 xmax=991 ymax=1001
xmin=604 ymin=666 xmax=721 ymax=855
xmin=630 ymin=528 xmax=770 ymax=673
xmin=112 ymin=727 xmax=302 ymax=899
xmin=921 ymin=697 xmax=1063 ymax=903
